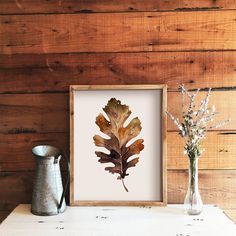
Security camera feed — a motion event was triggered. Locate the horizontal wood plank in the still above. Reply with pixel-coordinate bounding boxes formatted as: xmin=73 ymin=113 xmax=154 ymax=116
xmin=0 ymin=93 xmax=69 ymax=134
xmin=168 ymin=132 xmax=236 ymax=170
xmin=1 ymin=0 xmax=236 ymax=14
xmin=168 ymin=170 xmax=236 ymax=209
xmin=168 ymin=91 xmax=235 ymax=131
xmin=1 ymin=11 xmax=236 ymax=54
xmin=1 ymin=131 xmax=236 ymax=172
xmin=0 ymin=171 xmax=68 ymax=212
xmin=0 ymin=133 xmax=68 ymax=172
xmin=0 ymin=172 xmax=33 ymax=211
xmin=0 ymin=91 xmax=234 ymax=135
xmin=0 ymin=170 xmax=235 ymax=211
xmin=0 ymin=91 xmax=236 ymax=171
xmin=1 ymin=51 xmax=236 ymax=93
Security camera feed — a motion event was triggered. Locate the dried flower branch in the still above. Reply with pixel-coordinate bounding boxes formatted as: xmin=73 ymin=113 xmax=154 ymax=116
xmin=209 ymin=119 xmax=230 ymax=129
xmin=167 ymin=85 xmax=229 ymax=159
xmin=170 ymin=86 xmax=229 ymax=213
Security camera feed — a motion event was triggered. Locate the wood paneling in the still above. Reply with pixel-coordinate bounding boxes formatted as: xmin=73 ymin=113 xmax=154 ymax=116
xmin=2 ymin=131 xmax=236 ymax=172
xmin=0 ymin=92 xmax=234 ymax=135
xmin=168 ymin=132 xmax=236 ymax=170
xmin=168 ymin=170 xmax=236 ymax=209
xmin=0 ymin=171 xmax=67 ymax=213
xmin=0 ymin=93 xmax=68 ymax=134
xmin=1 ymin=51 xmax=236 ymax=93
xmin=1 ymin=91 xmax=236 ymax=172
xmin=1 ymin=11 xmax=236 ymax=54
xmin=0 ymin=0 xmax=236 ymax=224
xmin=0 ymin=133 xmax=68 ymax=172
xmin=0 ymin=170 xmax=235 ymax=212
xmin=0 ymin=172 xmax=33 ymax=210
xmin=0 ymin=0 xmax=236 ymax=14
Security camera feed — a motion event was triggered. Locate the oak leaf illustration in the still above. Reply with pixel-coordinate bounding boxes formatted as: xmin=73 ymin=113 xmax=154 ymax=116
xmin=93 ymin=98 xmax=144 ymax=192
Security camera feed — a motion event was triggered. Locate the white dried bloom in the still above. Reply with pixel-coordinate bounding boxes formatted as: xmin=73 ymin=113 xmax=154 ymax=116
xmin=210 ymin=119 xmax=230 ymax=129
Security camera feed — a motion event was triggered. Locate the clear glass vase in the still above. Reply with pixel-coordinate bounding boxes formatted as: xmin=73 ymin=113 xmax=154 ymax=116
xmin=184 ymin=157 xmax=203 ymax=215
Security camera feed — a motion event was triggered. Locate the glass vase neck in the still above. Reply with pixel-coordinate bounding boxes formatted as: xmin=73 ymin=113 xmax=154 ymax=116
xmin=184 ymin=156 xmax=203 ymax=215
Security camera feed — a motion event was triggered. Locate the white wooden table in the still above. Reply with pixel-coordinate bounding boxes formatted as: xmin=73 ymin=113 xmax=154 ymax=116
xmin=0 ymin=204 xmax=235 ymax=236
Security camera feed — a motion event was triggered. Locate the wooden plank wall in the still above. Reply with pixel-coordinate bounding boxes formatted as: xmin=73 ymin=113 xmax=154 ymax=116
xmin=1 ymin=0 xmax=236 ymax=222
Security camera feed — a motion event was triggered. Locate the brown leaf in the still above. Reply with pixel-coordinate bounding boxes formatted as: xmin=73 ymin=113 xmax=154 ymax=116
xmin=93 ymin=134 xmax=120 ymax=154
xmin=95 ymin=114 xmax=112 ymax=137
xmin=119 ymin=117 xmax=142 ymax=147
xmin=93 ymin=98 xmax=144 ymax=192
xmin=122 ymin=139 xmax=144 ymax=161
xmin=124 ymin=158 xmax=139 ymax=173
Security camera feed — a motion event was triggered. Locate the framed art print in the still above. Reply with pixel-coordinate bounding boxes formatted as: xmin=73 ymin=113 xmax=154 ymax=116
xmin=70 ymin=85 xmax=167 ymax=206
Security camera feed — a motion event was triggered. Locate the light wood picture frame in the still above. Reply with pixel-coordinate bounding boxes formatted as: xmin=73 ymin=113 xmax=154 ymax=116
xmin=70 ymin=85 xmax=167 ymax=206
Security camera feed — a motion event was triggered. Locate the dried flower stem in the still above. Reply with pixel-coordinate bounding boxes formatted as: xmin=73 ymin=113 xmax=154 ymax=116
xmin=166 ymin=85 xmax=229 ymax=159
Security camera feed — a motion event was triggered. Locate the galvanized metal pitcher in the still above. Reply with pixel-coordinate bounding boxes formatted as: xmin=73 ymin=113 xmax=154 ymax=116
xmin=31 ymin=145 xmax=70 ymax=216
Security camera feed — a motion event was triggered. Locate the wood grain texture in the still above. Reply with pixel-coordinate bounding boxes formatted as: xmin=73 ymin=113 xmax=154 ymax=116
xmin=69 ymin=87 xmax=74 ymax=206
xmin=0 ymin=133 xmax=68 ymax=172
xmin=1 ymin=51 xmax=236 ymax=93
xmin=162 ymin=86 xmax=168 ymax=205
xmin=0 ymin=91 xmax=235 ymax=171
xmin=168 ymin=170 xmax=236 ymax=209
xmin=0 ymin=91 xmax=234 ymax=136
xmin=1 ymin=131 xmax=236 ymax=172
xmin=1 ymin=0 xmax=236 ymax=14
xmin=0 ymin=171 xmax=68 ymax=212
xmin=0 ymin=0 xmax=236 ymax=223
xmin=71 ymin=201 xmax=166 ymax=207
xmin=70 ymin=84 xmax=168 ymax=90
xmin=0 ymin=170 xmax=235 ymax=211
xmin=168 ymin=132 xmax=236 ymax=170
xmin=0 ymin=93 xmax=68 ymax=134
xmin=1 ymin=11 xmax=236 ymax=54
xmin=0 ymin=172 xmax=33 ymax=211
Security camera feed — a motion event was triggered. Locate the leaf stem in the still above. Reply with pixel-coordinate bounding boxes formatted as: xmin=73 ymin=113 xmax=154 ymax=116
xmin=121 ymin=178 xmax=129 ymax=192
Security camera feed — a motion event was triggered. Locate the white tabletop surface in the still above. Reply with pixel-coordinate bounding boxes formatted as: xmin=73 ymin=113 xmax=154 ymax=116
xmin=0 ymin=204 xmax=236 ymax=236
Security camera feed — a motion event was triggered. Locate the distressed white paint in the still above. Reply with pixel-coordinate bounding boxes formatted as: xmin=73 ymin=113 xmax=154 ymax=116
xmin=0 ymin=205 xmax=235 ymax=236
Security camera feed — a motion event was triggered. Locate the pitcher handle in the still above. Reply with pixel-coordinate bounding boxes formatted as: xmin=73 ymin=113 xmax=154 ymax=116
xmin=58 ymin=152 xmax=70 ymax=211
